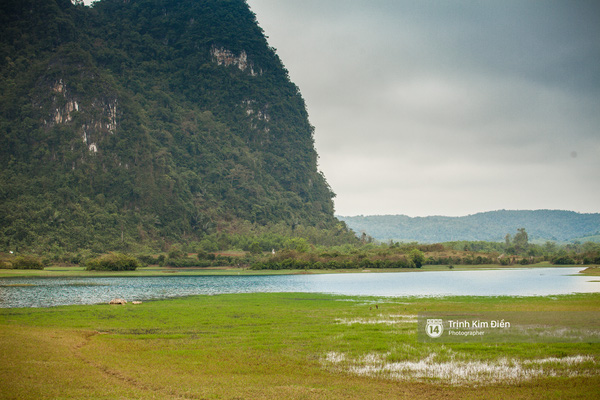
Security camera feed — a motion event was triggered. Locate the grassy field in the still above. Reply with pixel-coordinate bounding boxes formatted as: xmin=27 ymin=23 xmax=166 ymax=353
xmin=1 ymin=292 xmax=599 ymax=399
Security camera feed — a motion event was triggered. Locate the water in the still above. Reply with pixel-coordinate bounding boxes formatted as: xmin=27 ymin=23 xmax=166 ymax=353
xmin=0 ymin=267 xmax=597 ymax=308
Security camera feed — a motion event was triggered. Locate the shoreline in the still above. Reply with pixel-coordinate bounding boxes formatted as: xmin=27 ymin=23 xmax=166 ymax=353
xmin=1 ymin=266 xmax=597 ymax=309
xmin=1 ymin=262 xmax=594 ymax=278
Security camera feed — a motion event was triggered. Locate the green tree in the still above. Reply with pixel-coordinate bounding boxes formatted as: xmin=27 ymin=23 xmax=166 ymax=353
xmin=285 ymin=237 xmax=310 ymax=253
xmin=249 ymin=242 xmax=262 ymax=255
xmin=513 ymin=228 xmax=529 ymax=254
xmin=544 ymin=241 xmax=557 ymax=255
xmin=408 ymin=248 xmax=425 ymax=268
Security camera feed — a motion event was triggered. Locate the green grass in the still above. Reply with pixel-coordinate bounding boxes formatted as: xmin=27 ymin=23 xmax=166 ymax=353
xmin=581 ymin=267 xmax=600 ymax=276
xmin=1 ymin=293 xmax=599 ymax=399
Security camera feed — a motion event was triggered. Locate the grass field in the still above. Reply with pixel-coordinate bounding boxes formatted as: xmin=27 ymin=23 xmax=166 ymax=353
xmin=1 ymin=292 xmax=599 ymax=399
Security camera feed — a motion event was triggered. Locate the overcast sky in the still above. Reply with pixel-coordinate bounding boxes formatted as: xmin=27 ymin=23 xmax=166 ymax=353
xmin=84 ymin=1 xmax=599 ymax=217
xmin=244 ymin=0 xmax=600 ymax=217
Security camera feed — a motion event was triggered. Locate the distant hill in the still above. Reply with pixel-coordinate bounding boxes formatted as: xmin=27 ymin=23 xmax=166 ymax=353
xmin=338 ymin=210 xmax=600 ymax=243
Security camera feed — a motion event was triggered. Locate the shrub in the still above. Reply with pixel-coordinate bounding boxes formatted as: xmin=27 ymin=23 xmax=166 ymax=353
xmin=165 ymin=258 xmax=213 ymax=268
xmin=213 ymin=255 xmax=233 ymax=266
xmin=168 ymin=246 xmax=186 ymax=260
xmin=136 ymin=254 xmax=157 ymax=265
xmin=552 ymin=255 xmax=576 ymax=265
xmin=197 ymin=250 xmax=216 ymax=260
xmin=248 ymin=242 xmax=262 ymax=255
xmin=499 ymin=257 xmax=511 ymax=265
xmin=408 ymin=249 xmax=425 ymax=268
xmin=11 ymin=255 xmax=44 ymax=270
xmin=85 ymin=253 xmax=142 ymax=271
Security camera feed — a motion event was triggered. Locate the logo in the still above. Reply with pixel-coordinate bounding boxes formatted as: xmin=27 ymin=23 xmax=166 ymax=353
xmin=425 ymin=318 xmax=444 ymax=338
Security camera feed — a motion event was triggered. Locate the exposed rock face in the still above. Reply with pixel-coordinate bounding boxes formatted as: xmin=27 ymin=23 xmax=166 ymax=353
xmin=42 ymin=78 xmax=118 ymax=154
xmin=211 ymin=46 xmax=261 ymax=76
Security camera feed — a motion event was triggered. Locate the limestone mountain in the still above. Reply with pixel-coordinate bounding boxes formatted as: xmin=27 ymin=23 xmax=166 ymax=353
xmin=0 ymin=0 xmax=339 ymax=251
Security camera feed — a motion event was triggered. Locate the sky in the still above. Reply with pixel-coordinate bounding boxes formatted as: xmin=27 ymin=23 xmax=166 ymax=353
xmin=81 ymin=1 xmax=600 ymax=217
xmin=244 ymin=0 xmax=600 ymax=217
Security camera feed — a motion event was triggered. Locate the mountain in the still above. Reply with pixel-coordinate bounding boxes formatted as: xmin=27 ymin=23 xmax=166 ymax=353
xmin=0 ymin=0 xmax=340 ymax=251
xmin=338 ymin=210 xmax=600 ymax=243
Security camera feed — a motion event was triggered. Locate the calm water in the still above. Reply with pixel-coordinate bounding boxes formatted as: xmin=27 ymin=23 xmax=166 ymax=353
xmin=0 ymin=267 xmax=597 ymax=308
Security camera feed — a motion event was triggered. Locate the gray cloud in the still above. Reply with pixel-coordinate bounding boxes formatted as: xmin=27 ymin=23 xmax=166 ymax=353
xmin=247 ymin=0 xmax=600 ymax=216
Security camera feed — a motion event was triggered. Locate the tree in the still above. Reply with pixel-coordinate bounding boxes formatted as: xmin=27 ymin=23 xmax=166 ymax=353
xmin=513 ymin=228 xmax=529 ymax=254
xmin=544 ymin=241 xmax=557 ymax=255
xmin=249 ymin=242 xmax=262 ymax=255
xmin=409 ymin=248 xmax=425 ymax=268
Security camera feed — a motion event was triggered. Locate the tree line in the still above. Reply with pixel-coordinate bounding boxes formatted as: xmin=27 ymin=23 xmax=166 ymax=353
xmin=3 ymin=228 xmax=599 ymax=271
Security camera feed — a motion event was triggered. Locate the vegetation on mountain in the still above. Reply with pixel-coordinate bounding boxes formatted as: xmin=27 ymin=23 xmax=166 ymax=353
xmin=339 ymin=210 xmax=600 ymax=243
xmin=0 ymin=0 xmax=353 ymax=253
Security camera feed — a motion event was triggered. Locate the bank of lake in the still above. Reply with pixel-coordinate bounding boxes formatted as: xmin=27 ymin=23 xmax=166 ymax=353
xmin=1 ymin=262 xmax=596 ymax=278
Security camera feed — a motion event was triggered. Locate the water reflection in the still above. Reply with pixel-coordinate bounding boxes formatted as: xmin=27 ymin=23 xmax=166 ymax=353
xmin=0 ymin=267 xmax=597 ymax=308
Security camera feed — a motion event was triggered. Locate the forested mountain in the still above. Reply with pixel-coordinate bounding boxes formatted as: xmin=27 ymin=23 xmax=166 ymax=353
xmin=339 ymin=210 xmax=600 ymax=243
xmin=0 ymin=0 xmax=343 ymax=252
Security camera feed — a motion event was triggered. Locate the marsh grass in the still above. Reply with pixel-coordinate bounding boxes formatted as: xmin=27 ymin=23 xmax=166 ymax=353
xmin=326 ymin=351 xmax=597 ymax=385
xmin=1 ymin=293 xmax=599 ymax=399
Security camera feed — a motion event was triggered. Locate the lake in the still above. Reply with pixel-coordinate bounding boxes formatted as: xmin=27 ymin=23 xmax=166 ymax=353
xmin=0 ymin=267 xmax=597 ymax=308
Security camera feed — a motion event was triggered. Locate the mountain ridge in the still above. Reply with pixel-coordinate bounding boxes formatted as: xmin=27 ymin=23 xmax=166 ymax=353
xmin=338 ymin=210 xmax=600 ymax=243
